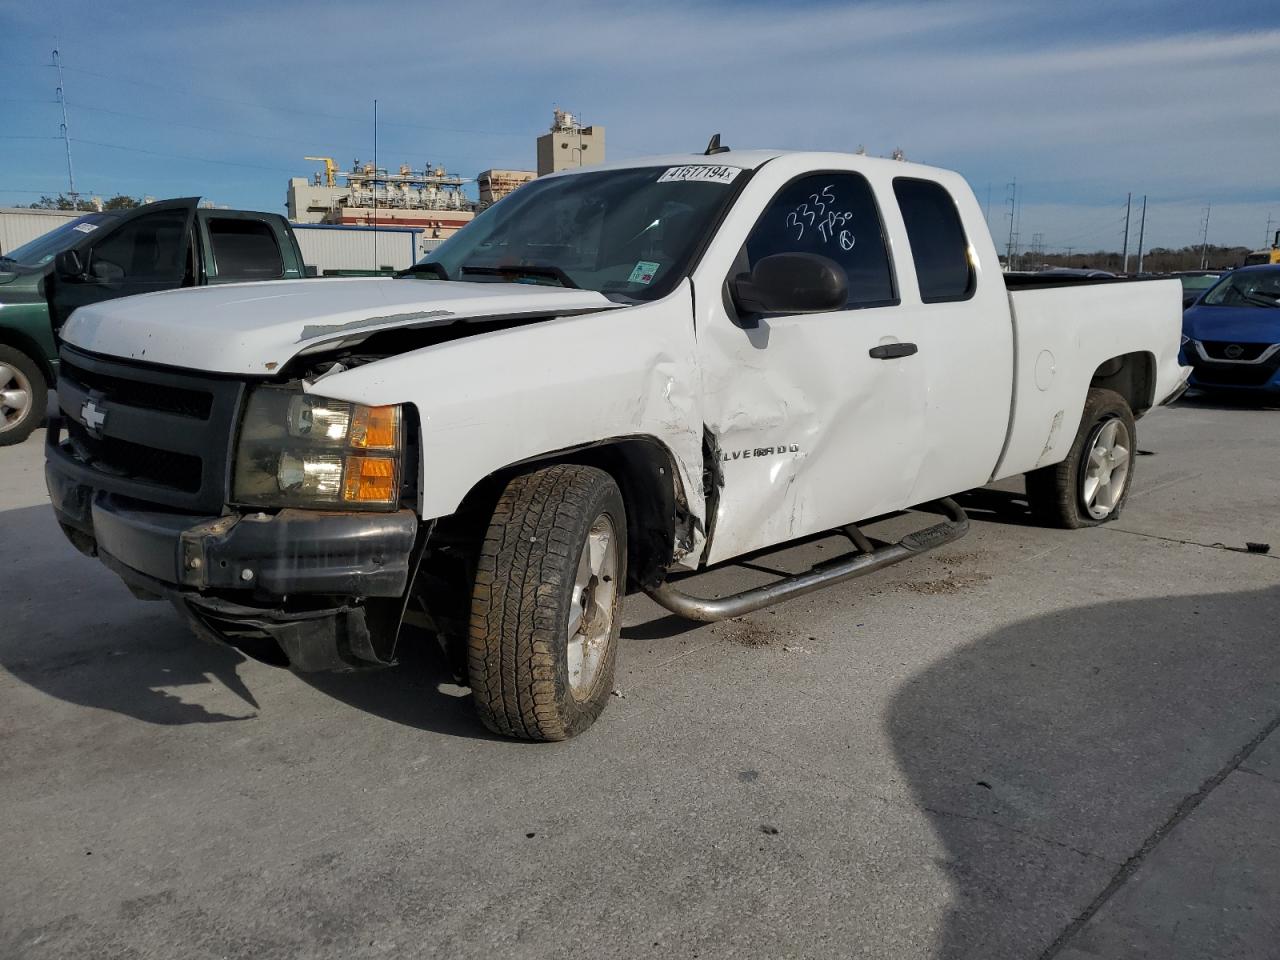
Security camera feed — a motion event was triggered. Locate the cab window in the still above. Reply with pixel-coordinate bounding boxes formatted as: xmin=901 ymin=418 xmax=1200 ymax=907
xmin=744 ymin=172 xmax=896 ymax=309
xmin=208 ymin=218 xmax=284 ymax=280
xmin=89 ymin=210 xmax=189 ymax=282
xmin=893 ymin=178 xmax=975 ymax=303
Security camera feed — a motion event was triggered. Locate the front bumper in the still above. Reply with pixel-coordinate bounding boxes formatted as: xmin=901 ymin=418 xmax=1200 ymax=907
xmin=47 ymin=463 xmax=421 ymax=670
xmin=1181 ymin=342 xmax=1280 ymax=393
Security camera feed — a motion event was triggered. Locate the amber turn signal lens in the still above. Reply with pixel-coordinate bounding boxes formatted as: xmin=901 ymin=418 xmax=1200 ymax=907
xmin=350 ymin=405 xmax=400 ymax=450
xmin=343 ymin=456 xmax=397 ymax=503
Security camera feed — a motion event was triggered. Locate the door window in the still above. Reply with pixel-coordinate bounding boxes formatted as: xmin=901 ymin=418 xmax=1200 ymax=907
xmin=89 ymin=210 xmax=189 ymax=282
xmin=744 ymin=173 xmax=896 ymax=309
xmin=893 ymin=178 xmax=975 ymax=303
xmin=208 ymin=218 xmax=284 ymax=280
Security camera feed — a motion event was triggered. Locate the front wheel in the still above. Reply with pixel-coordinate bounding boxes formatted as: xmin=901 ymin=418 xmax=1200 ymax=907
xmin=1026 ymin=388 xmax=1136 ymax=529
xmin=0 ymin=346 xmax=47 ymax=447
xmin=468 ymin=464 xmax=627 ymax=741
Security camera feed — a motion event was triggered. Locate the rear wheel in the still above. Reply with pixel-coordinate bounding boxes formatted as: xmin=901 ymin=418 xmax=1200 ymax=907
xmin=0 ymin=346 xmax=46 ymax=447
xmin=1026 ymin=388 xmax=1136 ymax=529
xmin=468 ymin=464 xmax=627 ymax=740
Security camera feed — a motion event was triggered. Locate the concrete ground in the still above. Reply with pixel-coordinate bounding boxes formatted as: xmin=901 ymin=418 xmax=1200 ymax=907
xmin=1 ymin=395 xmax=1277 ymax=960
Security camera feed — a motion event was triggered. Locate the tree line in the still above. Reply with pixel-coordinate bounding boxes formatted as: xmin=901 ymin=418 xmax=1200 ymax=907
xmin=28 ymin=193 xmax=143 ymax=212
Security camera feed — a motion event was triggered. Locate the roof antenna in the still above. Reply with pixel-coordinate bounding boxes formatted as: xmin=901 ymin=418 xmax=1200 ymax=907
xmin=704 ymin=133 xmax=730 ymax=156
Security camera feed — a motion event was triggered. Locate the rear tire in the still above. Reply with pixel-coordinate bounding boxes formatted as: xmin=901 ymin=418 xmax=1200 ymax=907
xmin=468 ymin=464 xmax=627 ymax=741
xmin=0 ymin=346 xmax=47 ymax=447
xmin=1026 ymin=388 xmax=1136 ymax=529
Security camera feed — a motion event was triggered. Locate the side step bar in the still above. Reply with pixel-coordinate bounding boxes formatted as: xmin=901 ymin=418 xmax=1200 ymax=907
xmin=645 ymin=498 xmax=969 ymax=623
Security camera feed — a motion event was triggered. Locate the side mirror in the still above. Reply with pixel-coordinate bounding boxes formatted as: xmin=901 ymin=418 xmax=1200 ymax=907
xmin=55 ymin=249 xmax=86 ymax=281
xmin=1182 ymin=295 xmax=1197 ymax=310
xmin=731 ymin=253 xmax=848 ymax=316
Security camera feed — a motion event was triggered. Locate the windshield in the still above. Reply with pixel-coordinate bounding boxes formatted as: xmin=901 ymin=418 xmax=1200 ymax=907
xmin=1201 ymin=269 xmax=1280 ymax=308
xmin=1 ymin=213 xmax=120 ymax=267
xmin=405 ymin=164 xmax=747 ymax=301
xmin=1180 ymin=274 xmax=1219 ymax=292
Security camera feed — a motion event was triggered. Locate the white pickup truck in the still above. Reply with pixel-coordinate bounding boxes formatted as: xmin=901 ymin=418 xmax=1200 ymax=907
xmin=46 ymin=149 xmax=1189 ymax=739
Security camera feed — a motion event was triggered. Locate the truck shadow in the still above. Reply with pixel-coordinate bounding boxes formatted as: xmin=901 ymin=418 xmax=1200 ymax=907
xmin=0 ymin=502 xmax=496 ymax=738
xmin=885 ymin=583 xmax=1280 ymax=958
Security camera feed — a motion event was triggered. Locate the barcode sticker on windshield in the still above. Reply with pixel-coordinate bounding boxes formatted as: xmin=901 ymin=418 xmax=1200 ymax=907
xmin=72 ymin=223 xmax=99 ymax=234
xmin=657 ymin=165 xmax=742 ymax=185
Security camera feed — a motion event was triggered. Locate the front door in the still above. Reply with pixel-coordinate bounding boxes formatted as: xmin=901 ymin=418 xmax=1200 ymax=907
xmin=693 ymin=164 xmax=928 ymax=564
xmin=50 ymin=198 xmax=198 ymax=330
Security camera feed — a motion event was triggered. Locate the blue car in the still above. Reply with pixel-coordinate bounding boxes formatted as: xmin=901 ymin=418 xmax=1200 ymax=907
xmin=1180 ymin=265 xmax=1280 ymax=394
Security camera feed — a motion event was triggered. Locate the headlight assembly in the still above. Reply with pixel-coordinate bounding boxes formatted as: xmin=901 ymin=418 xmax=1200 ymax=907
xmin=233 ymin=386 xmax=403 ymax=510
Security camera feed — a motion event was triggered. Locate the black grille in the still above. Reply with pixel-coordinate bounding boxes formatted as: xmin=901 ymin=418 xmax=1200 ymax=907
xmin=1192 ymin=363 xmax=1278 ymax=387
xmin=60 ymin=357 xmax=214 ymax=419
xmin=64 ymin=420 xmax=202 ymax=492
xmin=1200 ymin=341 xmax=1271 ymax=362
xmin=49 ymin=345 xmax=246 ymax=512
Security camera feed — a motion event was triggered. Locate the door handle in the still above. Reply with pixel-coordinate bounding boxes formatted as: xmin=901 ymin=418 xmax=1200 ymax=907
xmin=868 ymin=342 xmax=918 ymax=360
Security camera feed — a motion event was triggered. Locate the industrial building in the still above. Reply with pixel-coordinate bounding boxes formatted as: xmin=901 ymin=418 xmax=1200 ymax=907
xmin=287 ymin=158 xmax=476 ymax=239
xmin=0 ymin=207 xmax=81 ymax=255
xmin=536 ymin=109 xmax=605 ymax=176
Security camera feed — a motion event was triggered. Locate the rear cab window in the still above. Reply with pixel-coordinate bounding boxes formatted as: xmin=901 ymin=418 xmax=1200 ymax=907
xmin=208 ymin=218 xmax=284 ymax=281
xmin=893 ymin=178 xmax=975 ymax=303
xmin=744 ymin=172 xmax=897 ymax=310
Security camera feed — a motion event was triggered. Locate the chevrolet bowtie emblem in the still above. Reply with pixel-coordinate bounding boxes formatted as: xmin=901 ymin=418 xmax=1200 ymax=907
xmin=80 ymin=399 xmax=107 ymax=432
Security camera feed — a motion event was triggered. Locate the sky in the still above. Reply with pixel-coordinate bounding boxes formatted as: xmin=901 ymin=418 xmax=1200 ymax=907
xmin=1 ymin=0 xmax=1277 ymax=254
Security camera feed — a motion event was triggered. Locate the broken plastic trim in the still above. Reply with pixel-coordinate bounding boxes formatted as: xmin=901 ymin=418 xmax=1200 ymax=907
xmin=646 ymin=498 xmax=969 ymax=622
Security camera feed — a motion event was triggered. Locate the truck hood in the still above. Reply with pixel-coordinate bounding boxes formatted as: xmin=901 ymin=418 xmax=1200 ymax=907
xmin=1183 ymin=305 xmax=1280 ymax=345
xmin=60 ymin=277 xmax=619 ymax=375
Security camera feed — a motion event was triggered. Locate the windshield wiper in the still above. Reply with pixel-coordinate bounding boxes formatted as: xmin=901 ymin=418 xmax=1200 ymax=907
xmin=395 ymin=261 xmax=450 ymax=280
xmin=460 ymin=263 xmax=580 ymax=289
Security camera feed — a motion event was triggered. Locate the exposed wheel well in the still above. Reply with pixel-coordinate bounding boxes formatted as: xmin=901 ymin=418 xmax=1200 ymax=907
xmin=1091 ymin=351 xmax=1155 ymax=416
xmin=430 ymin=437 xmax=684 ymax=595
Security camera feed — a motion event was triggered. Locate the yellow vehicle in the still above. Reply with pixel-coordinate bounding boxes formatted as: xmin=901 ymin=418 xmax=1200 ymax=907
xmin=1244 ymin=229 xmax=1280 ymax=266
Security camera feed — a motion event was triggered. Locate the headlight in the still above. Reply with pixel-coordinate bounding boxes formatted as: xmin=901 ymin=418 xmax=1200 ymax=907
xmin=233 ymin=386 xmax=403 ymax=510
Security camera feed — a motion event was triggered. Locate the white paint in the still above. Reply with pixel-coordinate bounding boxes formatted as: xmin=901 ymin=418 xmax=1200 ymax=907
xmin=60 ymin=277 xmax=618 ymax=374
xmin=1034 ymin=350 xmax=1056 ymax=391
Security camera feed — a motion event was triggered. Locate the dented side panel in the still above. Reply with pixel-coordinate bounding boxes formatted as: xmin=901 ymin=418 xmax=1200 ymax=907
xmin=307 ymin=281 xmax=707 ymax=554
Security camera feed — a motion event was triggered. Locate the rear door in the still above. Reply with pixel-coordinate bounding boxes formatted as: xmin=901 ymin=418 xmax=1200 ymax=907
xmin=691 ymin=158 xmax=929 ymax=563
xmin=888 ymin=174 xmax=1013 ymax=504
xmin=49 ymin=198 xmax=198 ymax=329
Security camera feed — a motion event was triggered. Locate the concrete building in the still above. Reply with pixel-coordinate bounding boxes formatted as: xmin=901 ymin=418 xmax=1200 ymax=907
xmin=0 ymin=208 xmax=81 ymax=255
xmin=536 ymin=110 xmax=605 ymax=176
xmin=477 ymin=169 xmax=535 ymax=207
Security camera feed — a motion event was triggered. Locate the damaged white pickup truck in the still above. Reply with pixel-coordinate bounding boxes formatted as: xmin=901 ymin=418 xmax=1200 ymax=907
xmin=46 ymin=149 xmax=1189 ymax=739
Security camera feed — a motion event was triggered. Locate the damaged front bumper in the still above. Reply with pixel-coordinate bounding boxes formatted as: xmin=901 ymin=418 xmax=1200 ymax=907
xmin=46 ymin=464 xmax=421 ymax=671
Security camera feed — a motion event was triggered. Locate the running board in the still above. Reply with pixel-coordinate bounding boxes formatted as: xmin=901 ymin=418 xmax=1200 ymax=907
xmin=645 ymin=498 xmax=969 ymax=623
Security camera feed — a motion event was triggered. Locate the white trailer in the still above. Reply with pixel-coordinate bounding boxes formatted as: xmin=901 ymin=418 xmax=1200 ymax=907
xmin=0 ymin=208 xmax=81 ymax=256
xmin=290 ymin=223 xmax=439 ymax=275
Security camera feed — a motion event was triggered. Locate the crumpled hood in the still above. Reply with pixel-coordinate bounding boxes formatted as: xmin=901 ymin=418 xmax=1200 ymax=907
xmin=1183 ymin=305 xmax=1280 ymax=345
xmin=60 ymin=277 xmax=618 ymax=375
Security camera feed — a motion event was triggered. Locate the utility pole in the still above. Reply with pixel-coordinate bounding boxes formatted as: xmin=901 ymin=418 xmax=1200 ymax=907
xmin=1266 ymin=214 xmax=1275 ymax=248
xmin=372 ymin=98 xmax=378 ymax=273
xmin=1121 ymin=192 xmax=1132 ymax=274
xmin=1200 ymin=205 xmax=1211 ymax=270
xmin=1065 ymin=246 xmax=1074 ymax=264
xmin=52 ymin=46 xmax=78 ymax=207
xmin=1005 ymin=180 xmax=1017 ymax=271
xmin=1135 ymin=195 xmax=1147 ymax=274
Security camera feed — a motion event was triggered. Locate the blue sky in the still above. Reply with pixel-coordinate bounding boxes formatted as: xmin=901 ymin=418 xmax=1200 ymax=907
xmin=2 ymin=0 xmax=1277 ymax=252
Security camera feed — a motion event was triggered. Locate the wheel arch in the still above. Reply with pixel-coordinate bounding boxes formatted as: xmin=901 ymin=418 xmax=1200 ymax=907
xmin=446 ymin=435 xmax=690 ymax=590
xmin=0 ymin=329 xmax=55 ymax=385
xmin=1090 ymin=350 xmax=1155 ymax=416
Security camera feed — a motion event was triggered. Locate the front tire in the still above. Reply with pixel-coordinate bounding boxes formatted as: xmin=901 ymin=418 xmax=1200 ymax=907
xmin=0 ymin=346 xmax=47 ymax=447
xmin=468 ymin=464 xmax=627 ymax=741
xmin=1026 ymin=388 xmax=1136 ymax=529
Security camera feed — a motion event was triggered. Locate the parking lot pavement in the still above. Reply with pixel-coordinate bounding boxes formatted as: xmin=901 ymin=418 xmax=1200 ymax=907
xmin=1 ymin=396 xmax=1277 ymax=960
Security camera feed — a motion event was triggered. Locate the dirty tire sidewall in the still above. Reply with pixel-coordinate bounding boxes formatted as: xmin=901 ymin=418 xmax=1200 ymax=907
xmin=0 ymin=346 xmax=46 ymax=447
xmin=1025 ymin=388 xmax=1137 ymax=529
xmin=468 ymin=464 xmax=627 ymax=741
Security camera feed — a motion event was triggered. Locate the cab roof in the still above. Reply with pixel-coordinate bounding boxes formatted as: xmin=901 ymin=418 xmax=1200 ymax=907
xmin=544 ymin=149 xmax=956 ymax=181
